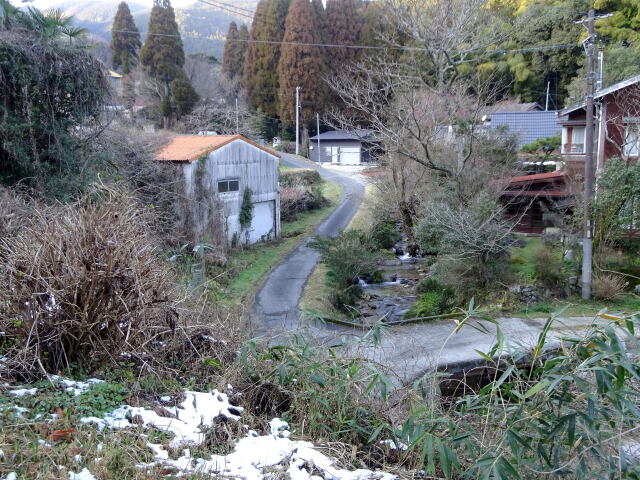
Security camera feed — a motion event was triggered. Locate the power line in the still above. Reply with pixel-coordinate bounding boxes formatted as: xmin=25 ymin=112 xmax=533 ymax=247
xmin=112 ymin=29 xmax=580 ymax=56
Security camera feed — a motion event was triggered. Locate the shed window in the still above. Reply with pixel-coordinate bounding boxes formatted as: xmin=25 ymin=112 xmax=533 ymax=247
xmin=624 ymin=124 xmax=639 ymax=157
xmin=218 ymin=179 xmax=239 ymax=193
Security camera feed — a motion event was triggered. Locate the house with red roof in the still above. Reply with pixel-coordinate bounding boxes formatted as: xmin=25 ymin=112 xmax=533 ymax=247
xmin=156 ymin=134 xmax=281 ymax=245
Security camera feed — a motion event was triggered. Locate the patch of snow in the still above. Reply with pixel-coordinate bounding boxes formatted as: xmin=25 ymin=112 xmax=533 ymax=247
xmin=379 ymin=439 xmax=409 ymax=451
xmin=9 ymin=387 xmax=37 ymax=396
xmin=68 ymin=468 xmax=96 ymax=480
xmin=269 ymin=418 xmax=291 ymax=438
xmin=4 ymin=473 xmax=17 ymax=480
xmin=74 ymin=454 xmax=82 ymax=462
xmin=159 ymin=395 xmax=171 ymax=402
xmin=96 ymin=443 xmax=103 ymax=452
xmin=11 ymin=406 xmax=29 ymax=416
xmin=0 ymin=448 xmax=4 ymax=458
xmin=49 ymin=376 xmax=104 ymax=396
xmin=622 ymin=443 xmax=640 ymax=461
xmin=38 ymin=439 xmax=53 ymax=448
xmin=81 ymin=390 xmax=242 ymax=448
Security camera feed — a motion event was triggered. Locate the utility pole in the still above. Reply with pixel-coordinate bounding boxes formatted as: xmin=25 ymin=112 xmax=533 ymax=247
xmin=545 ymin=81 xmax=551 ymax=111
xmin=235 ymin=97 xmax=239 ymax=133
xmin=581 ymin=9 xmax=596 ymax=300
xmin=295 ymin=86 xmax=301 ymax=155
xmin=316 ymin=113 xmax=321 ymax=163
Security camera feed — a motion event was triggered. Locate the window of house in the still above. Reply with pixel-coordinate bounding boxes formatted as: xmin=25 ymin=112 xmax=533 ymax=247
xmin=218 ymin=179 xmax=239 ymax=193
xmin=570 ymin=127 xmax=585 ymax=153
xmin=624 ymin=124 xmax=640 ymax=157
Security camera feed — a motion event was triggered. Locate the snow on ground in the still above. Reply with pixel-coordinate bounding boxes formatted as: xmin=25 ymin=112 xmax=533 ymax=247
xmin=68 ymin=468 xmax=96 ymax=480
xmin=50 ymin=376 xmax=104 ymax=396
xmin=79 ymin=389 xmax=395 ymax=480
xmin=81 ymin=390 xmax=242 ymax=448
xmin=8 ymin=387 xmax=37 ymax=397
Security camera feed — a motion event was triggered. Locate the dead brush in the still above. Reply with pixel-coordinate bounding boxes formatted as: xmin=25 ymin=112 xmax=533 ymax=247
xmin=592 ymin=272 xmax=628 ymax=300
xmin=0 ymin=185 xmax=180 ymax=379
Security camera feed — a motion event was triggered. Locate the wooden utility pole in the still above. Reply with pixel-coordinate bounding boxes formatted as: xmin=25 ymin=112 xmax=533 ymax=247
xmin=581 ymin=9 xmax=596 ymax=299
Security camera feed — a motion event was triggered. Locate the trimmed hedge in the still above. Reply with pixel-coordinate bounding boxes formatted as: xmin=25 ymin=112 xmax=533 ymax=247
xmin=280 ymin=169 xmax=322 ymax=187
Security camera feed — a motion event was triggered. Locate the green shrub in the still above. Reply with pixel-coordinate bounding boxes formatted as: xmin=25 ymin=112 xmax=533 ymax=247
xmin=309 ymin=230 xmax=381 ymax=312
xmin=370 ymin=221 xmax=401 ymax=249
xmin=406 ymin=279 xmax=455 ymax=318
xmin=531 ymin=244 xmax=564 ymax=287
xmin=280 ymin=169 xmax=322 ymax=187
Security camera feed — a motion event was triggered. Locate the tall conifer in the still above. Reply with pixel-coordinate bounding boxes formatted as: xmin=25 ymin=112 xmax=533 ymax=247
xmin=236 ymin=24 xmax=249 ymax=77
xmin=243 ymin=0 xmax=290 ymax=117
xmin=326 ymin=0 xmax=363 ymax=67
xmin=222 ymin=21 xmax=239 ymax=76
xmin=140 ymin=0 xmax=187 ymax=127
xmin=277 ymin=0 xmax=326 ymax=124
xmin=110 ymin=2 xmax=141 ymax=74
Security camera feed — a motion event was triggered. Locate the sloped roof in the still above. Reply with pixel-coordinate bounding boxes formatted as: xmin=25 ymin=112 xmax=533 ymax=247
xmin=560 ymin=73 xmax=640 ymax=116
xmin=309 ymin=129 xmax=375 ymax=141
xmin=155 ymin=135 xmax=280 ymax=162
xmin=509 ymin=171 xmax=566 ymax=184
xmin=482 ymin=101 xmax=543 ymax=117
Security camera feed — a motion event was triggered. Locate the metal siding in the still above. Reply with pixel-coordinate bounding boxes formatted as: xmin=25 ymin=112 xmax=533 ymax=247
xmin=200 ymin=140 xmax=279 ymax=243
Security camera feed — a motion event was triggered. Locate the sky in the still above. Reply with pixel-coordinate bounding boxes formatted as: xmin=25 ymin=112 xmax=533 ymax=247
xmin=24 ymin=0 xmax=198 ymax=9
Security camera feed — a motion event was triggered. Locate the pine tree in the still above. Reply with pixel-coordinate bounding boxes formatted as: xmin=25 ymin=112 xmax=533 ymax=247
xmin=110 ymin=2 xmax=141 ymax=74
xmin=277 ymin=0 xmax=327 ymax=124
xmin=326 ymin=0 xmax=363 ymax=68
xmin=222 ymin=21 xmax=239 ymax=76
xmin=140 ymin=0 xmax=187 ymax=127
xmin=243 ymin=0 xmax=290 ymax=118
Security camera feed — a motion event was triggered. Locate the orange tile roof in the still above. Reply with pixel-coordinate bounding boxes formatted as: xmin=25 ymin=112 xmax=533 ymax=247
xmin=155 ymin=134 xmax=280 ymax=162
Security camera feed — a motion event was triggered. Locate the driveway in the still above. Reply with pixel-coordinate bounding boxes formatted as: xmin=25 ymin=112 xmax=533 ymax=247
xmin=251 ymin=156 xmax=366 ymax=336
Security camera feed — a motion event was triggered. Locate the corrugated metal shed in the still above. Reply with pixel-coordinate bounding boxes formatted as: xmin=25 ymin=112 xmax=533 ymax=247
xmin=490 ymin=111 xmax=561 ymax=149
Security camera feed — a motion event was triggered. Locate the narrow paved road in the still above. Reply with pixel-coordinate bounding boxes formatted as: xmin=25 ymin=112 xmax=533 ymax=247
xmin=251 ymin=155 xmax=365 ymax=337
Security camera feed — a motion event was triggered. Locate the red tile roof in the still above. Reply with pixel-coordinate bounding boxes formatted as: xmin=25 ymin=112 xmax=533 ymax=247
xmin=155 ymin=134 xmax=280 ymax=162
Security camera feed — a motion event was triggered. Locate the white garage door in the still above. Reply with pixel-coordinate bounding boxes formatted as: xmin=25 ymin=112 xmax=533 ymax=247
xmin=249 ymin=200 xmax=276 ymax=243
xmin=340 ymin=147 xmax=361 ymax=165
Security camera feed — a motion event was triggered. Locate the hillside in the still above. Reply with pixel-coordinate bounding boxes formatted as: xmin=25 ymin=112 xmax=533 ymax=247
xmin=30 ymin=0 xmax=258 ymax=59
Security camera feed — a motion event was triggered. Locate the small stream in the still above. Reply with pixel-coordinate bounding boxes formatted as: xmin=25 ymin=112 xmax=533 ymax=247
xmin=357 ymin=258 xmax=430 ymax=324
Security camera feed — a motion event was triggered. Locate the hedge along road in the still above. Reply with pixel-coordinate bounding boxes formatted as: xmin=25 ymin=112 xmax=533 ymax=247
xmin=251 ymin=154 xmax=365 ymax=338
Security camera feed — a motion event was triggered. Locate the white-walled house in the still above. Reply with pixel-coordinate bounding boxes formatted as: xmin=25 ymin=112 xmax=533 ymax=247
xmin=156 ymin=135 xmax=280 ymax=245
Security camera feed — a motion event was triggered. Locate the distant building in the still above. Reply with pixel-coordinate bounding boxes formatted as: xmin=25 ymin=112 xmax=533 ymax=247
xmin=107 ymin=70 xmax=123 ymax=97
xmin=481 ymin=101 xmax=561 ymax=149
xmin=156 ymin=135 xmax=281 ymax=245
xmin=308 ymin=130 xmax=378 ymax=165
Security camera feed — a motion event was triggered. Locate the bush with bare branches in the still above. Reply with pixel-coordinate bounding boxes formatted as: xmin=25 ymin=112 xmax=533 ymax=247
xmin=0 ymin=186 xmax=180 ymax=379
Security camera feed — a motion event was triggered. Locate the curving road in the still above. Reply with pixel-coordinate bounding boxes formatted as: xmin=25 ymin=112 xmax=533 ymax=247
xmin=251 ymin=155 xmax=365 ymax=337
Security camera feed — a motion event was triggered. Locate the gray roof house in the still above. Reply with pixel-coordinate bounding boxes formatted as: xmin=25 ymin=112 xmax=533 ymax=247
xmin=489 ymin=110 xmax=562 ymax=149
xmin=308 ymin=130 xmax=377 ymax=165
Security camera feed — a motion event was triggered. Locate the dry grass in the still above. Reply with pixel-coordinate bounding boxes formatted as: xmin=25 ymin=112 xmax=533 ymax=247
xmin=0 ymin=186 xmax=181 ymax=379
xmin=592 ymin=272 xmax=629 ymax=301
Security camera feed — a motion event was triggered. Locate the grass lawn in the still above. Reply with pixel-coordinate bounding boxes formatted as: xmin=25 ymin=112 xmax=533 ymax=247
xmin=225 ymin=179 xmax=343 ymax=301
xmin=510 ymin=236 xmax=544 ymax=280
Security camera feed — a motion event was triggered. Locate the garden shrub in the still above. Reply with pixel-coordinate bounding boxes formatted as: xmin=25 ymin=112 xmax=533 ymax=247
xmin=280 ymin=184 xmax=326 ymax=221
xmin=370 ymin=221 xmax=401 ymax=249
xmin=531 ymin=243 xmax=564 ymax=287
xmin=280 ymin=168 xmax=321 ymax=187
xmin=592 ymin=272 xmax=628 ymax=300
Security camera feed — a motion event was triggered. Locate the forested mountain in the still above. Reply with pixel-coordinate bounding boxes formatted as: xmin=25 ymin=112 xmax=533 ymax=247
xmin=27 ymin=0 xmax=258 ymax=60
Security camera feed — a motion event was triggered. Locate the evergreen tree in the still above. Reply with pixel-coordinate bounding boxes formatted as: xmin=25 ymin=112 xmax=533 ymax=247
xmin=110 ymin=2 xmax=141 ymax=74
xmin=311 ymin=0 xmax=328 ymax=44
xmin=277 ymin=0 xmax=327 ymax=124
xmin=243 ymin=0 xmax=290 ymax=118
xmin=326 ymin=0 xmax=362 ymax=67
xmin=236 ymin=24 xmax=249 ymax=77
xmin=222 ymin=21 xmax=239 ymax=76
xmin=140 ymin=0 xmax=187 ymax=127
xmin=171 ymin=71 xmax=199 ymax=119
